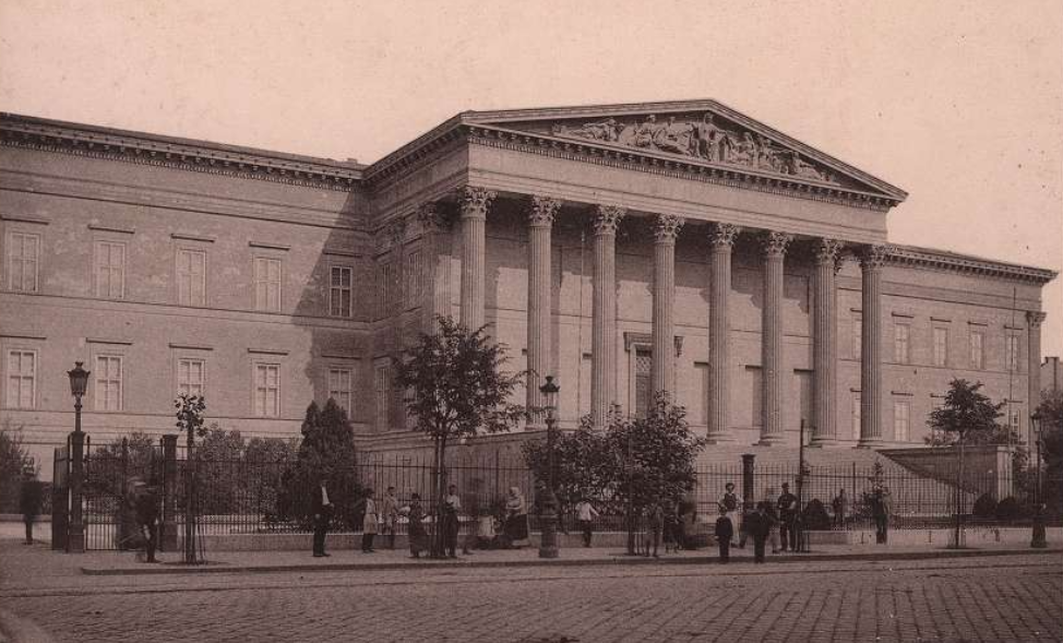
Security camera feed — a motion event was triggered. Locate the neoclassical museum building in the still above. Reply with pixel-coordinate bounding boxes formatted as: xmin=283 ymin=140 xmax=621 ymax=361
xmin=0 ymin=100 xmax=1055 ymax=473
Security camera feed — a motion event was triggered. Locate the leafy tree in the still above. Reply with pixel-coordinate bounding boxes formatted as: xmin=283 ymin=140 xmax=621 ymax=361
xmin=926 ymin=379 xmax=1006 ymax=445
xmin=0 ymin=423 xmax=34 ymax=513
xmin=522 ymin=424 xmax=612 ymax=529
xmin=245 ymin=437 xmax=298 ymax=529
xmin=1035 ymin=390 xmax=1063 ymax=476
xmin=394 ymin=316 xmax=525 ymax=556
xmin=280 ymin=399 xmax=362 ymax=530
xmin=195 ymin=425 xmax=246 ymax=515
xmin=174 ymin=393 xmax=207 ymax=563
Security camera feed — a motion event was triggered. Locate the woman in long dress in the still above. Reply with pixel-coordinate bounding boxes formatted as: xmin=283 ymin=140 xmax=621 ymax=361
xmin=360 ymin=488 xmax=378 ymax=553
xmin=404 ymin=493 xmax=427 ymax=559
xmin=504 ymin=486 xmax=529 ymax=548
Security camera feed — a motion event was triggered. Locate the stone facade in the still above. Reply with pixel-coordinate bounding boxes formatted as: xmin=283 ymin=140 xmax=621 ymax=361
xmin=0 ymin=100 xmax=1055 ymax=477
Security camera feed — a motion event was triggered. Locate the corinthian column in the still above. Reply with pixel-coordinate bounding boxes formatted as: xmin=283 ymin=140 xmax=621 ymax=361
xmin=418 ymin=202 xmax=452 ymax=334
xmin=652 ymin=215 xmax=684 ymax=399
xmin=858 ymin=245 xmax=889 ymax=447
xmin=592 ymin=205 xmax=625 ymax=428
xmin=759 ymin=231 xmax=793 ymax=445
xmin=1027 ymin=311 xmax=1046 ymax=447
xmin=459 ymin=186 xmax=495 ymax=332
xmin=526 ymin=196 xmax=561 ymax=427
xmin=811 ymin=239 xmax=844 ymax=447
xmin=707 ymin=223 xmax=740 ymax=443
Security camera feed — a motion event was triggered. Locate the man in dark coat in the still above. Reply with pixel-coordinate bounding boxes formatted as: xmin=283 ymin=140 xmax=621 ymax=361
xmin=747 ymin=501 xmax=774 ymax=563
xmin=714 ymin=505 xmax=734 ymax=563
xmin=776 ymin=482 xmax=798 ymax=552
xmin=311 ymin=477 xmax=333 ymax=557
xmin=19 ymin=468 xmax=43 ymax=545
xmin=133 ymin=481 xmax=160 ymax=563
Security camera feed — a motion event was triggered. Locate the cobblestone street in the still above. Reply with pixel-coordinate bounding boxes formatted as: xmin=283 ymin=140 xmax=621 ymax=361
xmin=2 ymin=543 xmax=1060 ymax=642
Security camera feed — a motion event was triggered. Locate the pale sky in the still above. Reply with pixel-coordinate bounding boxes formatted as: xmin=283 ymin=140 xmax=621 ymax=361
xmin=2 ymin=0 xmax=1061 ymax=356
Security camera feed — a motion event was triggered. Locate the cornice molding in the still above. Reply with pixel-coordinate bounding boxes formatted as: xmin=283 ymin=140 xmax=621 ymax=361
xmin=0 ymin=114 xmax=362 ymax=192
xmin=886 ymin=245 xmax=1057 ymax=285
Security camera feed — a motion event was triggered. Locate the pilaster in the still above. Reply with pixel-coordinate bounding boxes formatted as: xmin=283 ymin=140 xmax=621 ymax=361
xmin=418 ymin=202 xmax=452 ymax=333
xmin=1027 ymin=311 xmax=1047 ymax=447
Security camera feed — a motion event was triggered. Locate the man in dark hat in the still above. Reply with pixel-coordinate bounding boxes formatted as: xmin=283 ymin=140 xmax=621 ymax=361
xmin=776 ymin=482 xmax=798 ymax=552
xmin=133 ymin=480 xmax=160 ymax=562
xmin=311 ymin=476 xmax=333 ymax=557
xmin=19 ymin=467 xmax=43 ymax=545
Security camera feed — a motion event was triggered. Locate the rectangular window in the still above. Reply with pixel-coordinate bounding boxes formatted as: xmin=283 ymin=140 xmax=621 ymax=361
xmin=375 ymin=363 xmax=392 ymax=429
xmin=893 ymin=400 xmax=910 ymax=442
xmin=893 ymin=323 xmax=910 ymax=364
xmin=1007 ymin=405 xmax=1022 ymax=433
xmin=969 ymin=331 xmax=985 ymax=370
xmin=852 ymin=314 xmax=862 ymax=360
xmin=253 ymin=363 xmax=280 ymax=417
xmin=6 ymin=232 xmax=39 ymax=292
xmin=933 ymin=327 xmax=948 ymax=367
xmin=749 ymin=367 xmax=764 ymax=428
xmin=254 ymin=257 xmax=282 ymax=312
xmin=329 ymin=266 xmax=353 ymax=318
xmin=95 ymin=355 xmax=123 ymax=411
xmin=1006 ymin=334 xmax=1020 ymax=372
xmin=6 ymin=350 xmax=36 ymax=409
xmin=405 ymin=250 xmax=423 ymax=309
xmin=94 ymin=241 xmax=126 ymax=299
xmin=177 ymin=358 xmax=205 ymax=397
xmin=634 ymin=348 xmax=653 ymax=418
xmin=176 ymin=249 xmax=207 ymax=306
xmin=691 ymin=362 xmax=710 ymax=426
xmin=378 ymin=260 xmax=396 ymax=315
xmin=852 ymin=393 xmax=862 ymax=440
xmin=328 ymin=367 xmax=352 ymax=412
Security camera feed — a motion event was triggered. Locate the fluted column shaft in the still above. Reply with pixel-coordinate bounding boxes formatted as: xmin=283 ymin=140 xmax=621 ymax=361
xmin=759 ymin=232 xmax=792 ymax=445
xmin=459 ymin=187 xmax=495 ymax=331
xmin=1027 ymin=311 xmax=1046 ymax=447
xmin=592 ymin=206 xmax=625 ymax=428
xmin=859 ymin=245 xmax=888 ymax=446
xmin=418 ymin=203 xmax=451 ymax=333
xmin=707 ymin=223 xmax=740 ymax=443
xmin=811 ymin=239 xmax=844 ymax=446
xmin=526 ymin=196 xmax=561 ymax=426
xmin=652 ymin=215 xmax=683 ymax=399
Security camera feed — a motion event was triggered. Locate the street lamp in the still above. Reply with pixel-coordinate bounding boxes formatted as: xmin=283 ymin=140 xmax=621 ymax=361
xmin=538 ymin=375 xmax=560 ymax=559
xmin=1031 ymin=411 xmax=1046 ymax=549
xmin=66 ymin=361 xmax=90 ymax=553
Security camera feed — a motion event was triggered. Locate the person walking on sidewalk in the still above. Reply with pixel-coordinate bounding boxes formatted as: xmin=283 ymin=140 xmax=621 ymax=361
xmin=574 ymin=497 xmax=600 ymax=547
xmin=714 ymin=504 xmax=734 ymax=563
xmin=442 ymin=484 xmax=462 ymax=558
xmin=133 ymin=480 xmax=160 ymax=563
xmin=311 ymin=477 xmax=333 ymax=558
xmin=18 ymin=468 xmax=43 ymax=545
xmin=359 ymin=488 xmax=378 ymax=553
xmin=403 ymin=493 xmax=427 ymax=559
xmin=380 ymin=486 xmax=400 ymax=550
xmin=776 ymin=482 xmax=798 ymax=552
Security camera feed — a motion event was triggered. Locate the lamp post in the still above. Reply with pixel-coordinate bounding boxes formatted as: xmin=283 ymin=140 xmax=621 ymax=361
xmin=66 ymin=361 xmax=90 ymax=553
xmin=538 ymin=375 xmax=560 ymax=559
xmin=1031 ymin=411 xmax=1046 ymax=549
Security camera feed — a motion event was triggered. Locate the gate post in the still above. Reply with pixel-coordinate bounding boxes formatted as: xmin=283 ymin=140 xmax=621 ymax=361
xmin=161 ymin=434 xmax=179 ymax=551
xmin=51 ymin=447 xmax=68 ymax=551
xmin=741 ymin=453 xmax=756 ymax=514
xmin=68 ymin=431 xmax=86 ymax=553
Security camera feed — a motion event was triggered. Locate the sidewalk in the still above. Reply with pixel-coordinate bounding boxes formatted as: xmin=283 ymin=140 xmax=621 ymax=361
xmin=76 ymin=539 xmax=1062 ymax=576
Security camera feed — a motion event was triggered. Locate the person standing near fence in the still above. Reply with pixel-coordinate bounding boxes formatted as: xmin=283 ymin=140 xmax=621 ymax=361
xmin=311 ymin=477 xmax=333 ymax=558
xmin=646 ymin=499 xmax=663 ymax=558
xmin=714 ymin=504 xmax=734 ymax=563
xmin=360 ymin=488 xmax=378 ymax=553
xmin=574 ymin=497 xmax=599 ymax=547
xmin=776 ymin=482 xmax=798 ymax=552
xmin=380 ymin=486 xmax=400 ymax=550
xmin=442 ymin=484 xmax=462 ymax=558
xmin=504 ymin=486 xmax=530 ymax=548
xmin=19 ymin=468 xmax=43 ymax=546
xmin=134 ymin=480 xmax=160 ymax=563
xmin=748 ymin=501 xmax=773 ymax=563
xmin=832 ymin=488 xmax=848 ymax=529
xmin=404 ymin=493 xmax=426 ymax=559
xmin=870 ymin=486 xmax=891 ymax=544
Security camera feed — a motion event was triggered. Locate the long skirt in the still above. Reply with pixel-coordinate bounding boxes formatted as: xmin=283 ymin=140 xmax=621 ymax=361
xmin=408 ymin=521 xmax=427 ymax=553
xmin=505 ymin=513 xmax=529 ymax=546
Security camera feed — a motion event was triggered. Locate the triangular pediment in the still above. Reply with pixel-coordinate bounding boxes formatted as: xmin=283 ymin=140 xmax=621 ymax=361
xmin=461 ymin=99 xmax=906 ymax=201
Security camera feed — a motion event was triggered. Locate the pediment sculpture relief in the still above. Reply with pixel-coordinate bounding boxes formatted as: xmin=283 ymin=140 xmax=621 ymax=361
xmin=550 ymin=113 xmax=835 ymax=184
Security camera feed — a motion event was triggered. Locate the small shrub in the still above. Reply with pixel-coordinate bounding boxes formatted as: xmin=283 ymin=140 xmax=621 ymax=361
xmin=802 ymin=498 xmax=831 ymax=530
xmin=994 ymin=496 xmax=1026 ymax=521
xmin=972 ymin=493 xmax=998 ymax=519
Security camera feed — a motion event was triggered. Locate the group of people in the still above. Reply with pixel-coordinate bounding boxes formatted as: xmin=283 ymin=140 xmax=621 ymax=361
xmin=310 ymin=481 xmax=533 ymax=559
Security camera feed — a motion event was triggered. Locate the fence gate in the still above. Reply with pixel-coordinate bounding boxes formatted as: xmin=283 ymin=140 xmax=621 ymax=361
xmin=50 ymin=443 xmax=70 ymax=551
xmin=82 ymin=437 xmax=164 ymax=551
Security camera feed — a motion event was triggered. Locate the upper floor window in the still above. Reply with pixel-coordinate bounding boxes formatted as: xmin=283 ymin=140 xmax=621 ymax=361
xmin=1005 ymin=334 xmax=1020 ymax=372
xmin=177 ymin=358 xmax=205 ymax=397
xmin=893 ymin=401 xmax=910 ymax=442
xmin=329 ymin=266 xmax=353 ymax=318
xmin=254 ymin=257 xmax=282 ymax=312
xmin=969 ymin=330 xmax=985 ymax=370
xmin=893 ymin=323 xmax=910 ymax=364
xmin=95 ymin=241 xmax=126 ymax=300
xmin=253 ymin=363 xmax=280 ymax=417
xmin=932 ymin=327 xmax=948 ymax=367
xmin=328 ymin=367 xmax=353 ymax=413
xmin=405 ymin=250 xmax=423 ymax=309
xmin=378 ymin=259 xmax=397 ymax=316
xmin=374 ymin=362 xmax=393 ymax=430
xmin=176 ymin=249 xmax=207 ymax=306
xmin=6 ymin=350 xmax=36 ymax=409
xmin=95 ymin=355 xmax=123 ymax=411
xmin=6 ymin=232 xmax=39 ymax=292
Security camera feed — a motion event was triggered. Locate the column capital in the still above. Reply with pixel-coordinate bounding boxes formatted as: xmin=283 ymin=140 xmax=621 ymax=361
xmin=527 ymin=195 xmax=562 ymax=227
xmin=812 ymin=238 xmax=846 ymax=266
xmin=653 ymin=214 xmax=684 ymax=243
xmin=858 ymin=244 xmax=892 ymax=270
xmin=760 ymin=231 xmax=794 ymax=257
xmin=1027 ymin=310 xmax=1048 ymax=328
xmin=707 ymin=222 xmax=741 ymax=248
xmin=460 ymin=186 xmax=496 ymax=220
xmin=416 ymin=202 xmax=450 ymax=232
xmin=381 ymin=218 xmax=406 ymax=249
xmin=593 ymin=205 xmax=626 ymax=236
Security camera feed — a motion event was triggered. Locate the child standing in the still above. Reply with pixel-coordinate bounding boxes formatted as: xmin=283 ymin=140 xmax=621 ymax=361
xmin=714 ymin=505 xmax=734 ymax=563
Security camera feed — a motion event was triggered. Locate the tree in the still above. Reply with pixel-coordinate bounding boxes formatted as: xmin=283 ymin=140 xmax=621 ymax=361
xmin=174 ymin=393 xmax=207 ymax=563
xmin=0 ymin=423 xmax=34 ymax=513
xmin=1035 ymin=390 xmax=1063 ymax=476
xmin=280 ymin=399 xmax=362 ymax=531
xmin=522 ymin=424 xmax=612 ymax=530
xmin=195 ymin=425 xmax=246 ymax=515
xmin=394 ymin=316 xmax=525 ymax=556
xmin=927 ymin=379 xmax=1004 ymax=547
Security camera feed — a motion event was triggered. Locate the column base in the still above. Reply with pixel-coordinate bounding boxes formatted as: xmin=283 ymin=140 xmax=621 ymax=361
xmin=808 ymin=437 xmax=841 ymax=448
xmin=705 ymin=431 xmax=735 ymax=445
xmin=856 ymin=439 xmax=888 ymax=449
xmin=757 ymin=435 xmax=787 ymax=447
